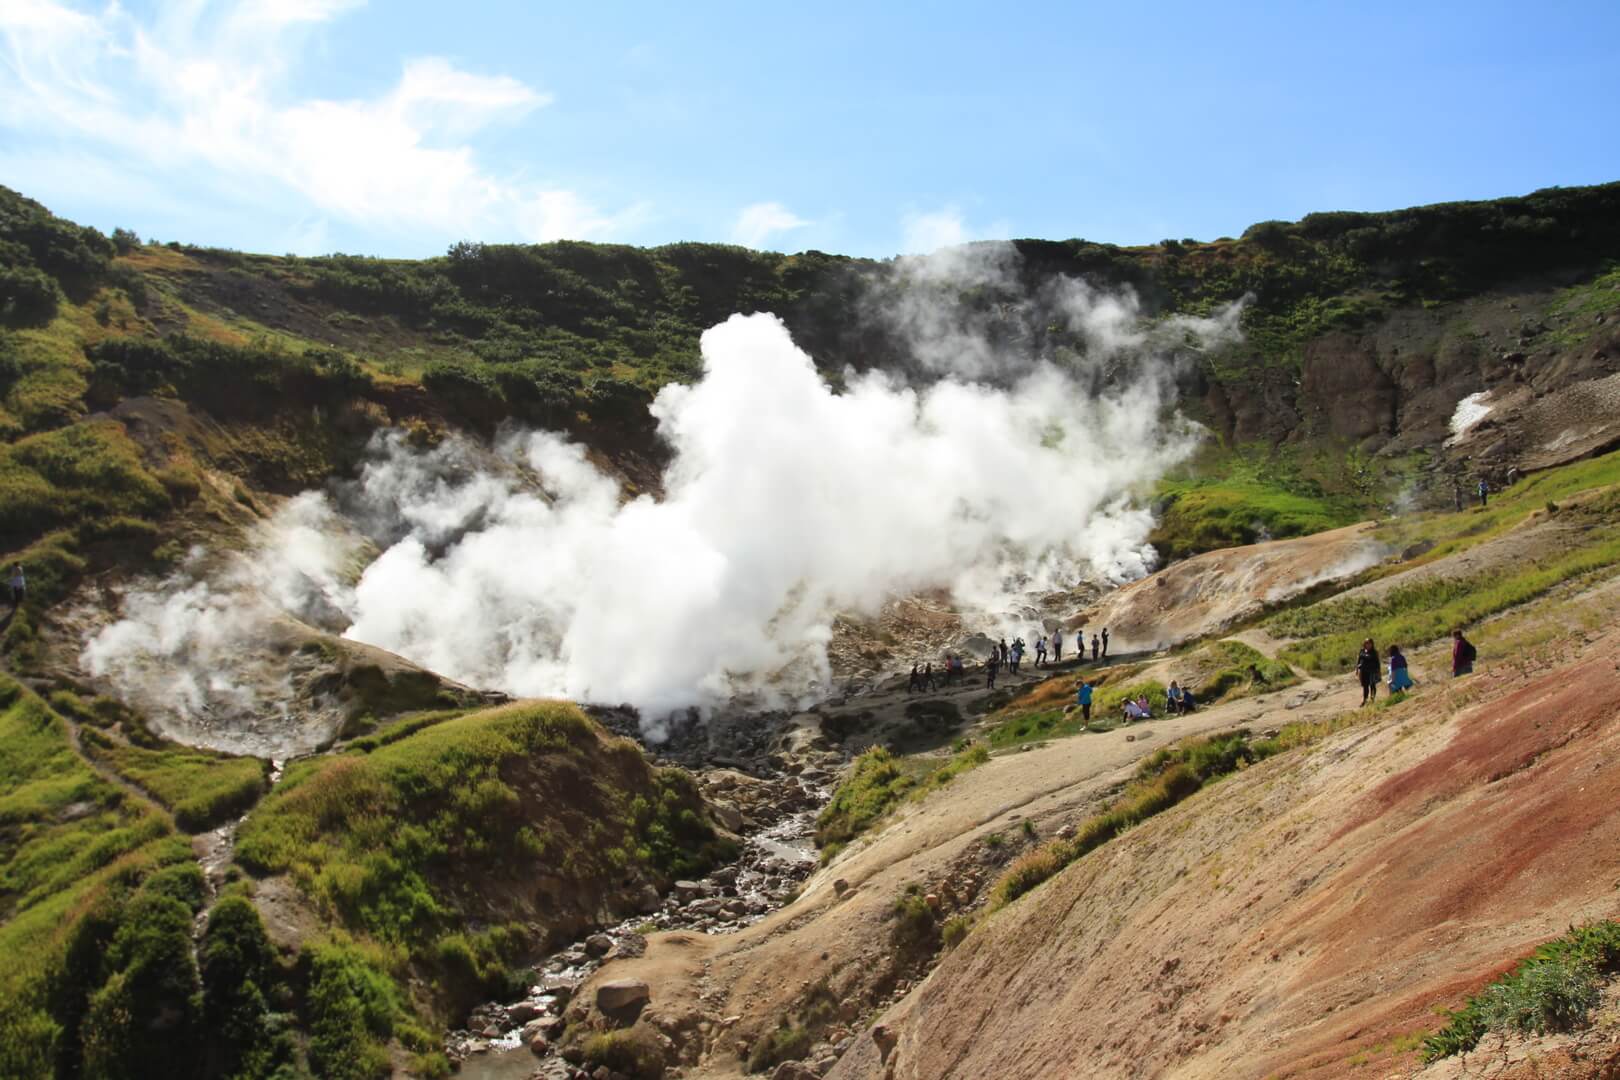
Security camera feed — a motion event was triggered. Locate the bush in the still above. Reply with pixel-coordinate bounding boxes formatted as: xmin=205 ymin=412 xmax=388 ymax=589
xmin=746 ymin=1020 xmax=812 ymax=1074
xmin=1424 ymin=921 xmax=1620 ymax=1061
xmin=582 ymin=1028 xmax=666 ymax=1079
xmin=0 ymin=266 xmax=60 ymax=327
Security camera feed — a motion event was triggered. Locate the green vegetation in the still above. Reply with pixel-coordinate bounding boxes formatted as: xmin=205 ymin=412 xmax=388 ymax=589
xmin=814 ymin=741 xmax=989 ymax=853
xmin=236 ymin=701 xmax=730 ymax=1015
xmin=986 ymin=726 xmax=1349 ymax=913
xmin=79 ymin=728 xmax=267 ymax=831
xmin=1272 ymin=530 xmax=1620 ymax=674
xmin=982 ymin=644 xmax=1295 ymax=751
xmin=746 ymin=1019 xmax=815 ymax=1074
xmin=1423 ymin=921 xmax=1620 ymax=1061
xmin=583 ymin=1029 xmax=667 ymax=1079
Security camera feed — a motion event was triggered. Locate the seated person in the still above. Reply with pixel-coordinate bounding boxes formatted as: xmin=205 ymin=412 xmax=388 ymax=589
xmin=1123 ymin=699 xmax=1147 ymax=722
xmin=1134 ymin=694 xmax=1153 ymax=719
xmin=1167 ymin=682 xmax=1185 ymax=713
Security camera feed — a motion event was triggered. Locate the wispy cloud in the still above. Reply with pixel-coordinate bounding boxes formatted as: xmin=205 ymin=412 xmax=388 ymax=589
xmin=899 ymin=206 xmax=1010 ymax=255
xmin=731 ymin=201 xmax=809 ymax=250
xmin=0 ymin=0 xmax=640 ymax=246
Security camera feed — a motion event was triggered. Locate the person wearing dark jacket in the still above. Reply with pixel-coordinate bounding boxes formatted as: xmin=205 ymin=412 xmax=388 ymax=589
xmin=1355 ymin=638 xmax=1380 ymax=705
xmin=1452 ymin=629 xmax=1476 ymax=677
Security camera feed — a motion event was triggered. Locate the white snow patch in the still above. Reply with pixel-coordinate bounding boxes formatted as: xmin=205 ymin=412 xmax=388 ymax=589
xmin=1447 ymin=391 xmax=1493 ymax=444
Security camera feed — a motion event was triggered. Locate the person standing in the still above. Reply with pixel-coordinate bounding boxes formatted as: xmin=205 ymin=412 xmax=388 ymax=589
xmin=1077 ymin=679 xmax=1093 ymax=725
xmin=1388 ymin=645 xmax=1414 ymax=693
xmin=1452 ymin=629 xmax=1476 ymax=677
xmin=1010 ymin=639 xmax=1024 ymax=675
xmin=1053 ymin=630 xmax=1064 ymax=663
xmin=908 ymin=664 xmax=923 ymax=693
xmin=923 ymin=662 xmax=937 ymax=691
xmin=1100 ymin=627 xmax=1110 ymax=659
xmin=8 ymin=563 xmax=23 ymax=607
xmin=1091 ymin=633 xmax=1100 ymax=661
xmin=1035 ymin=636 xmax=1047 ymax=667
xmin=1477 ymin=478 xmax=1489 ymax=508
xmin=1355 ymin=638 xmax=1380 ymax=705
xmin=985 ymin=652 xmax=1000 ymax=689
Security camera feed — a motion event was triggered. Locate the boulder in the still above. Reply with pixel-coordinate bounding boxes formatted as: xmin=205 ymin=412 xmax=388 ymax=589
xmin=771 ymin=1063 xmax=820 ymax=1080
xmin=595 ymin=979 xmax=651 ymax=1011
xmin=673 ymin=879 xmax=706 ymax=902
xmin=507 ymin=1001 xmax=544 ymax=1025
xmin=584 ymin=933 xmax=614 ymax=958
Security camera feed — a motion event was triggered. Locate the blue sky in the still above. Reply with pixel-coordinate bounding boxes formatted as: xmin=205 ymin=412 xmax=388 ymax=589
xmin=2 ymin=0 xmax=1617 ymax=259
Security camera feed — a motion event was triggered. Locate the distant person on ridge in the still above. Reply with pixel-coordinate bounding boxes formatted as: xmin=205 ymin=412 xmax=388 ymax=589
xmin=1091 ymin=633 xmax=1100 ymax=661
xmin=1451 ymin=629 xmax=1476 ymax=677
xmin=1388 ymin=644 xmax=1414 ymax=693
xmin=8 ymin=563 xmax=23 ymax=606
xmin=1355 ymin=638 xmax=1380 ymax=705
xmin=1077 ymin=678 xmax=1093 ymax=724
xmin=1053 ymin=630 xmax=1064 ymax=663
xmin=1101 ymin=627 xmax=1110 ymax=659
xmin=1477 ymin=478 xmax=1489 ymax=507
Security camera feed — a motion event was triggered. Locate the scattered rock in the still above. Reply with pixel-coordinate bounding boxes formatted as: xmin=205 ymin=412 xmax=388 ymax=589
xmin=528 ymin=1034 xmax=549 ymax=1056
xmin=833 ymin=879 xmax=851 ymax=897
xmin=595 ymin=979 xmax=651 ymax=1011
xmin=507 ymin=1002 xmax=544 ymax=1025
xmin=770 ymin=1063 xmax=820 ymax=1080
xmin=584 ymin=933 xmax=614 ymax=958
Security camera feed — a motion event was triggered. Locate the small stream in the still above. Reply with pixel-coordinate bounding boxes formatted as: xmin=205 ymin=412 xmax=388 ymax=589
xmin=451 ymin=774 xmax=828 ymax=1077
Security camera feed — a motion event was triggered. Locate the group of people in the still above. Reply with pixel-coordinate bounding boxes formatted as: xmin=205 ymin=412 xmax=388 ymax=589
xmin=1354 ymin=629 xmax=1475 ymax=706
xmin=906 ymin=626 xmax=1114 ymax=694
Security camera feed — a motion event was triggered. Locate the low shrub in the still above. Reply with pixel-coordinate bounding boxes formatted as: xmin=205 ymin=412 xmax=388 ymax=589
xmin=1423 ymin=921 xmax=1620 ymax=1061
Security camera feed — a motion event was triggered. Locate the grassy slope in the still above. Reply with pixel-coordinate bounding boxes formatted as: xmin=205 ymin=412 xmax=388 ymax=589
xmin=235 ymin=699 xmax=733 ymax=1018
xmin=1270 ymin=449 xmax=1620 ymax=673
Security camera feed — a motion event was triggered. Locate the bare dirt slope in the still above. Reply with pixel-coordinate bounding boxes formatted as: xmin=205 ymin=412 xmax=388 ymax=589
xmin=827 ymin=615 xmax=1620 ymax=1080
xmin=571 ymin=662 xmax=1365 ymax=1076
xmin=1075 ymin=521 xmax=1387 ymax=653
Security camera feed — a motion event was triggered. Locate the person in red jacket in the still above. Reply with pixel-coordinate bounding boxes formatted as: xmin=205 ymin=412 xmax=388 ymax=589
xmin=1451 ymin=628 xmax=1476 ymax=676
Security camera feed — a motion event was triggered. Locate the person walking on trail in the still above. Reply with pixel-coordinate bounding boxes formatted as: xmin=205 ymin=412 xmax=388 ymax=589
xmin=8 ymin=563 xmax=24 ymax=606
xmin=985 ymin=652 xmax=1000 ymax=689
xmin=1477 ymin=478 xmax=1489 ymax=508
xmin=1035 ymin=636 xmax=1047 ymax=667
xmin=1091 ymin=633 xmax=1100 ymax=661
xmin=908 ymin=663 xmax=923 ymax=693
xmin=1388 ymin=644 xmax=1414 ymax=693
xmin=1355 ymin=638 xmax=1380 ymax=705
xmin=1101 ymin=627 xmax=1110 ymax=659
xmin=1452 ymin=629 xmax=1477 ymax=677
xmin=923 ymin=662 xmax=937 ymax=691
xmin=1077 ymin=679 xmax=1093 ymax=724
xmin=1053 ymin=630 xmax=1064 ymax=663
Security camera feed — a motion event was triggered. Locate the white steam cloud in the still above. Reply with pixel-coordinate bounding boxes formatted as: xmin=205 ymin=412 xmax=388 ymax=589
xmin=83 ymin=253 xmax=1245 ymax=741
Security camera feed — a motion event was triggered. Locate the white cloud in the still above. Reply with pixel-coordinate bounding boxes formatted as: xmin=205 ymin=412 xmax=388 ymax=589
xmin=731 ymin=201 xmax=810 ymax=250
xmin=0 ymin=0 xmax=636 ymax=243
xmin=899 ymin=206 xmax=1010 ymax=255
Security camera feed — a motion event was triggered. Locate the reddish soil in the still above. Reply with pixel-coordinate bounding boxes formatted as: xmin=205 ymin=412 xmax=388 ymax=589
xmin=825 ymin=626 xmax=1620 ymax=1080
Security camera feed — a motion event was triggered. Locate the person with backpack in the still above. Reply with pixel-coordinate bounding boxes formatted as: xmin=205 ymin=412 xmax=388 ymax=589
xmin=1388 ymin=644 xmax=1414 ymax=693
xmin=1452 ymin=629 xmax=1476 ymax=677
xmin=1010 ymin=638 xmax=1025 ymax=674
xmin=1355 ymin=638 xmax=1381 ymax=705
